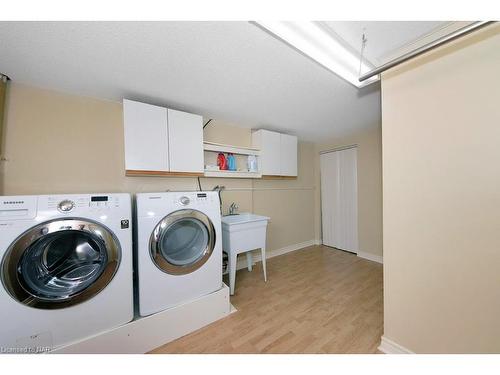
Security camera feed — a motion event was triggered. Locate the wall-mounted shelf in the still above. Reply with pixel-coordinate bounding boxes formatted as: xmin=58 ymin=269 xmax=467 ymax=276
xmin=203 ymin=141 xmax=261 ymax=179
xmin=203 ymin=142 xmax=260 ymax=156
xmin=203 ymin=170 xmax=262 ymax=179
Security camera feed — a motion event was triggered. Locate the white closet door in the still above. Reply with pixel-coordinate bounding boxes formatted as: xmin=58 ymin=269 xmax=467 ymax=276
xmin=320 ymin=151 xmax=338 ymax=248
xmin=320 ymin=147 xmax=358 ymax=253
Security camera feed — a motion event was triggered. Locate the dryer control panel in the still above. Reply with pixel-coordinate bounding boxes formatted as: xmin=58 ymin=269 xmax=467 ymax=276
xmin=136 ymin=191 xmax=219 ymax=218
xmin=176 ymin=192 xmax=215 ymax=207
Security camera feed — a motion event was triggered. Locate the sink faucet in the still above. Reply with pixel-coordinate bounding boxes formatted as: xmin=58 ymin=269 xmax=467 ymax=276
xmin=228 ymin=202 xmax=239 ymax=215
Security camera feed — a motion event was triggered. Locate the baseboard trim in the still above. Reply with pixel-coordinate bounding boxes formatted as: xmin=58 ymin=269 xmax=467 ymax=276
xmin=234 ymin=239 xmax=318 ymax=270
xmin=267 ymin=239 xmax=318 ymax=259
xmin=357 ymin=251 xmax=383 ymax=264
xmin=378 ymin=336 xmax=414 ymax=354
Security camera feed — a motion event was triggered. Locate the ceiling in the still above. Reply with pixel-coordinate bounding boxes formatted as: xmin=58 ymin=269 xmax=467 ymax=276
xmin=0 ymin=21 xmax=445 ymax=141
xmin=323 ymin=21 xmax=449 ymax=67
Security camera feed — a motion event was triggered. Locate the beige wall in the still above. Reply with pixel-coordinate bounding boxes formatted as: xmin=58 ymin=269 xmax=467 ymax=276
xmin=382 ymin=24 xmax=500 ymax=353
xmin=0 ymin=82 xmax=383 ymax=261
xmin=314 ymin=126 xmax=383 ymax=258
xmin=1 ymin=83 xmax=316 ymax=252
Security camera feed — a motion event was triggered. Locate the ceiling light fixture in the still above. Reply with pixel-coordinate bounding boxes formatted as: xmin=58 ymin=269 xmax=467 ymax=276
xmin=255 ymin=21 xmax=379 ymax=88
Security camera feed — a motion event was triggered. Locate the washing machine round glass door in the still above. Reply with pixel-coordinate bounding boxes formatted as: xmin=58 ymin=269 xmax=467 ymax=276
xmin=150 ymin=209 xmax=216 ymax=275
xmin=1 ymin=218 xmax=121 ymax=309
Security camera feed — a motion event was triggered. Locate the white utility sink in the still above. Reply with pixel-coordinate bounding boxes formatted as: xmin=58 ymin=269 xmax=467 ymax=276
xmin=221 ymin=212 xmax=270 ymax=295
xmin=221 ymin=212 xmax=270 ymax=226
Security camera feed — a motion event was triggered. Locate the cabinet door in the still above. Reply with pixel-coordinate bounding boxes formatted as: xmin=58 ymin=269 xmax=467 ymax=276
xmin=252 ymin=130 xmax=281 ymax=176
xmin=123 ymin=99 xmax=169 ymax=171
xmin=167 ymin=109 xmax=203 ymax=173
xmin=280 ymin=134 xmax=298 ymax=176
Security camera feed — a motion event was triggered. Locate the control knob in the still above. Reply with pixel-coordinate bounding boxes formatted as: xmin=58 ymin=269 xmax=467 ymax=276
xmin=58 ymin=200 xmax=75 ymax=212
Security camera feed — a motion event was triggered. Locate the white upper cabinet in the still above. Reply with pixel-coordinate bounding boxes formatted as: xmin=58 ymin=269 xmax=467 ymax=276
xmin=167 ymin=109 xmax=203 ymax=173
xmin=252 ymin=129 xmax=297 ymax=177
xmin=252 ymin=129 xmax=281 ymax=176
xmin=123 ymin=99 xmax=203 ymax=174
xmin=123 ymin=99 xmax=169 ymax=172
xmin=280 ymin=133 xmax=298 ymax=176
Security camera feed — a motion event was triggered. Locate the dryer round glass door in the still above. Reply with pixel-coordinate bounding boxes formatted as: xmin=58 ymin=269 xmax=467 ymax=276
xmin=150 ymin=209 xmax=216 ymax=275
xmin=1 ymin=218 xmax=121 ymax=309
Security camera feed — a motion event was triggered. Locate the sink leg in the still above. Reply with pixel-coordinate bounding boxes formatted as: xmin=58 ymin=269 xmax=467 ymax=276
xmin=261 ymin=246 xmax=267 ymax=282
xmin=246 ymin=252 xmax=253 ymax=271
xmin=229 ymin=251 xmax=237 ymax=295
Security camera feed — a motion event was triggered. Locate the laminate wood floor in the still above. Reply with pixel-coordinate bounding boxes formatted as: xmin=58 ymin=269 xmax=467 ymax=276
xmin=149 ymin=245 xmax=383 ymax=354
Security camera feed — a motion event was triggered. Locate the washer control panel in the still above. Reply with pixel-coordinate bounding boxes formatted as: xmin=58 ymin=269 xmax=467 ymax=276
xmin=46 ymin=195 xmax=121 ymax=213
xmin=90 ymin=195 xmax=111 ymax=208
xmin=57 ymin=199 xmax=75 ymax=212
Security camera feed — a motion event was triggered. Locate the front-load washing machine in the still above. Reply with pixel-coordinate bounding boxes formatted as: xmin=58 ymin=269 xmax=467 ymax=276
xmin=135 ymin=191 xmax=222 ymax=316
xmin=0 ymin=194 xmax=133 ymax=352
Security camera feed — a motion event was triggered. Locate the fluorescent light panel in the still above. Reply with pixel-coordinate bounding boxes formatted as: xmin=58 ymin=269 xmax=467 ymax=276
xmin=256 ymin=21 xmax=379 ymax=88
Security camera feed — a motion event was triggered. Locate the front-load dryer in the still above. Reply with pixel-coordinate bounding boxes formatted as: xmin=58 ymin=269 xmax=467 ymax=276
xmin=0 ymin=194 xmax=133 ymax=352
xmin=135 ymin=191 xmax=222 ymax=316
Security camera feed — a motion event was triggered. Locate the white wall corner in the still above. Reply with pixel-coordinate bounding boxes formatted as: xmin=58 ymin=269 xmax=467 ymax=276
xmin=314 ymin=239 xmax=322 ymax=245
xmin=357 ymin=251 xmax=383 ymax=264
xmin=378 ymin=336 xmax=414 ymax=354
